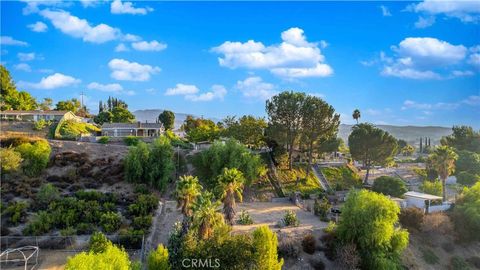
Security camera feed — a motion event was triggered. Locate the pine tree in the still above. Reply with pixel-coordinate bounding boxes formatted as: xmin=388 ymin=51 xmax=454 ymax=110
xmin=420 ymin=137 xmax=423 ymax=153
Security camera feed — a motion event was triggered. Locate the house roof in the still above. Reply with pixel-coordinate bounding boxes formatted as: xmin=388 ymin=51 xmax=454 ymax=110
xmin=0 ymin=110 xmax=69 ymax=115
xmin=404 ymin=191 xmax=443 ymax=200
xmin=102 ymin=122 xmax=162 ymax=129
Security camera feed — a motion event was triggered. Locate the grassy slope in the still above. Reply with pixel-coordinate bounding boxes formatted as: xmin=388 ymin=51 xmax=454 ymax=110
xmin=276 ymin=164 xmax=322 ymax=195
xmin=321 ymin=166 xmax=362 ymax=190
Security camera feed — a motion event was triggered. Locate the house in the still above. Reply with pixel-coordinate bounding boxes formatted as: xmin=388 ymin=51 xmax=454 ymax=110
xmin=101 ymin=122 xmax=163 ymax=137
xmin=404 ymin=191 xmax=451 ymax=213
xmin=0 ymin=110 xmax=80 ymax=122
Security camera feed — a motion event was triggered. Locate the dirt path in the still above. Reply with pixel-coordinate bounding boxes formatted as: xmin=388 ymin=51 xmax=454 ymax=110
xmin=148 ymin=201 xmax=183 ymax=249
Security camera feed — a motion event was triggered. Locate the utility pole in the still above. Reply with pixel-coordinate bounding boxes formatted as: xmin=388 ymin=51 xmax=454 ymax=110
xmin=80 ymin=91 xmax=85 ymax=110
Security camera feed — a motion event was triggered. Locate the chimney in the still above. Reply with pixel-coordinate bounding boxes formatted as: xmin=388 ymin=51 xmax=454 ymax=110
xmin=137 ymin=121 xmax=141 ymax=128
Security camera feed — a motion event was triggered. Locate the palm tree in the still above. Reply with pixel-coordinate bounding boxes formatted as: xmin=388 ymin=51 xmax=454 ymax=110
xmin=352 ymin=109 xmax=361 ymax=124
xmin=216 ymin=168 xmax=245 ymax=225
xmin=192 ymin=192 xmax=224 ymax=240
xmin=429 ymin=146 xmax=458 ymax=202
xmin=175 ymin=175 xmax=202 ymax=217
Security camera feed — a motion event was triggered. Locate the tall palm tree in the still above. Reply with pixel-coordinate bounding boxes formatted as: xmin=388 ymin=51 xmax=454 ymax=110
xmin=352 ymin=109 xmax=361 ymax=124
xmin=216 ymin=168 xmax=245 ymax=225
xmin=192 ymin=192 xmax=224 ymax=240
xmin=175 ymin=175 xmax=202 ymax=217
xmin=429 ymin=146 xmax=458 ymax=202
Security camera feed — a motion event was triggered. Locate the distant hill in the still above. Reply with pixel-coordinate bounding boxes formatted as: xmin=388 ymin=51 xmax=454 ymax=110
xmin=338 ymin=124 xmax=452 ymax=146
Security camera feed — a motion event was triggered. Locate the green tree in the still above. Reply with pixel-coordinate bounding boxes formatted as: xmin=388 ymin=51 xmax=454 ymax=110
xmin=216 ymin=168 xmax=245 ymax=225
xmin=39 ymin=98 xmax=53 ymax=110
xmin=124 ymin=142 xmax=150 ymax=183
xmin=252 ymin=225 xmax=283 ymax=270
xmin=148 ymin=136 xmax=174 ymax=191
xmin=419 ymin=180 xmax=442 ymax=196
xmin=453 ymin=182 xmax=480 ymax=242
xmin=94 ymin=111 xmax=113 ymax=125
xmin=182 ymin=116 xmax=220 ymax=142
xmin=89 ymin=231 xmax=111 ymax=253
xmin=372 ymin=176 xmax=408 ymax=198
xmin=176 ymin=175 xmax=202 ymax=217
xmin=37 ymin=183 xmax=60 ymax=208
xmin=55 ymin=98 xmax=81 ymax=113
xmin=441 ymin=126 xmax=480 ymax=153
xmin=0 ymin=65 xmax=38 ymax=110
xmin=65 ymin=242 xmax=131 ymax=270
xmin=111 ymin=106 xmax=135 ymax=123
xmin=300 ymin=95 xmax=340 ymax=172
xmin=429 ymin=146 xmax=458 ymax=201
xmin=266 ymin=91 xmax=306 ymax=170
xmin=15 ymin=140 xmax=51 ymax=177
xmin=337 ymin=189 xmax=409 ymax=269
xmin=192 ymin=192 xmax=224 ymax=240
xmin=455 ymin=150 xmax=480 ymax=175
xmin=0 ymin=147 xmax=22 ymax=174
xmin=352 ymin=109 xmax=361 ymax=124
xmin=159 ymin=110 xmax=175 ymax=131
xmin=222 ymin=115 xmax=267 ymax=148
xmin=148 ymin=244 xmax=171 ymax=270
xmin=348 ymin=123 xmax=398 ymax=184
xmin=401 ymin=145 xmax=415 ymax=156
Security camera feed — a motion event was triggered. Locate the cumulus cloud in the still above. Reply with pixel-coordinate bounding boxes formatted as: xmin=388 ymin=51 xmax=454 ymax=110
xmin=212 ymin=27 xmax=333 ymax=79
xmin=108 ymin=58 xmax=160 ymax=81
xmin=39 ymin=9 xmax=120 ymax=43
xmin=468 ymin=52 xmax=480 ymax=69
xmin=115 ymin=43 xmax=129 ymax=52
xmin=234 ymin=76 xmax=277 ymax=100
xmin=111 ymin=0 xmax=153 ymax=15
xmin=165 ymin=84 xmax=199 ymax=96
xmin=19 ymin=73 xmax=80 ymax=89
xmin=400 ymin=98 xmax=479 ymax=111
xmin=378 ymin=37 xmax=470 ymax=79
xmin=463 ymin=95 xmax=480 ymax=106
xmin=1 ymin=36 xmax=28 ymax=46
xmin=414 ymin=16 xmax=436 ymax=28
xmin=27 ymin=21 xmax=48 ymax=32
xmin=17 ymin=52 xmax=40 ymax=61
xmin=14 ymin=63 xmax=32 ymax=72
xmin=407 ymin=0 xmax=480 ymax=26
xmin=380 ymin=5 xmax=392 ymax=16
xmin=132 ymin=40 xmax=167 ymax=51
xmin=87 ymin=82 xmax=123 ymax=92
xmin=165 ymin=84 xmax=226 ymax=102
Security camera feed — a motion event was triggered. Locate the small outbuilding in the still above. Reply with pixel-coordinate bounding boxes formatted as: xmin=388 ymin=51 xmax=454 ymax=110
xmin=404 ymin=191 xmax=450 ymax=213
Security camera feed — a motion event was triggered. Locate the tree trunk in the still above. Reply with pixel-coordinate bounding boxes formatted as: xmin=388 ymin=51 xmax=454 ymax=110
xmin=306 ymin=145 xmax=313 ymax=175
xmin=288 ymin=143 xmax=294 ymax=170
xmin=364 ymin=166 xmax=370 ymax=185
xmin=442 ymin=176 xmax=447 ymax=202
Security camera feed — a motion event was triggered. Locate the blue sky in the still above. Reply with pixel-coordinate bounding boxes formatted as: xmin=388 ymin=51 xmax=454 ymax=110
xmin=1 ymin=1 xmax=479 ymax=127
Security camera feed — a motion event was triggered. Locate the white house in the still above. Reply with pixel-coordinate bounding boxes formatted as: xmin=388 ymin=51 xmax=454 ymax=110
xmin=404 ymin=191 xmax=451 ymax=213
xmin=0 ymin=110 xmax=80 ymax=122
xmin=101 ymin=122 xmax=163 ymax=137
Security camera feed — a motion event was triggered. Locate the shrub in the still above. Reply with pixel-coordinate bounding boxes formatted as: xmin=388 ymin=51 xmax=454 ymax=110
xmin=336 ymin=243 xmax=361 ymax=270
xmin=60 ymin=227 xmax=76 ymax=236
xmin=119 ymin=228 xmax=144 ymax=249
xmin=75 ymin=190 xmax=103 ymax=201
xmin=65 ymin=242 xmax=131 ymax=270
xmin=128 ymin=194 xmax=158 ymax=216
xmin=59 ymin=120 xmax=100 ymax=140
xmin=134 ymin=183 xmax=149 ymax=194
xmin=37 ymin=183 xmax=60 ymax=209
xmin=0 ymin=147 xmax=22 ymax=173
xmin=124 ymin=136 xmax=140 ymax=146
xmin=420 ymin=180 xmax=442 ymax=196
xmin=309 ymin=258 xmax=325 ymax=270
xmin=457 ymin=171 xmax=480 ymax=186
xmin=237 ymin=210 xmax=254 ymax=225
xmin=132 ymin=215 xmax=153 ymax=230
xmin=282 ymin=210 xmax=299 ymax=227
xmin=441 ymin=242 xmax=455 ymax=253
xmin=15 ymin=140 xmax=51 ymax=177
xmin=453 ymin=182 xmax=480 ymax=242
xmin=450 ymin=256 xmax=470 ymax=270
xmin=147 ymin=136 xmax=174 ymax=191
xmin=455 ymin=150 xmax=480 ymax=175
xmin=100 ymin=212 xmax=121 ymax=233
xmin=0 ymin=136 xmax=37 ymax=148
xmin=3 ymin=201 xmax=28 ymax=225
xmin=421 ymin=212 xmax=453 ymax=235
xmin=372 ymin=176 xmax=408 ymax=197
xmin=33 ymin=119 xmax=49 ymax=130
xmin=277 ymin=237 xmax=300 ymax=259
xmin=98 ymin=136 xmax=110 ymax=144
xmin=124 ymin=142 xmax=150 ymax=183
xmin=147 ymin=244 xmax=171 ymax=270
xmin=421 ymin=248 xmax=439 ymax=265
xmin=302 ymin=234 xmax=316 ymax=254
xmin=23 ymin=211 xmax=52 ymax=235
xmin=399 ymin=207 xmax=424 ymax=231
xmin=313 ymin=198 xmax=331 ymax=221
xmin=89 ymin=231 xmax=111 ymax=253
xmin=77 ymin=223 xmax=93 ymax=234
xmin=252 ymin=226 xmax=283 ymax=270
xmin=324 ymin=221 xmax=336 ymax=234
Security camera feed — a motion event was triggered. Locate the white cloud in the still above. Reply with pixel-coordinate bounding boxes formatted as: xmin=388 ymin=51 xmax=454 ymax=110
xmin=380 ymin=5 xmax=392 ymax=16
xmin=38 ymin=68 xmax=54 ymax=73
xmin=463 ymin=95 xmax=480 ymax=106
xmin=1 ymin=36 xmax=28 ymax=46
xmin=87 ymin=82 xmax=123 ymax=92
xmin=21 ymin=0 xmax=69 ymax=15
xmin=108 ymin=59 xmax=161 ymax=81
xmin=450 ymin=70 xmax=474 ymax=78
xmin=17 ymin=52 xmax=38 ymax=61
xmin=401 ymin=99 xmax=461 ymax=111
xmin=132 ymin=40 xmax=167 ymax=52
xmin=123 ymin=33 xmax=141 ymax=42
xmin=27 ymin=21 xmax=48 ymax=32
xmin=414 ymin=16 xmax=436 ymax=28
xmin=39 ymin=9 xmax=120 ymax=43
xmin=212 ymin=27 xmax=333 ymax=79
xmin=115 ymin=43 xmax=129 ymax=52
xmin=111 ymin=0 xmax=153 ymax=15
xmin=14 ymin=63 xmax=32 ymax=72
xmin=19 ymin=73 xmax=80 ymax=89
xmin=468 ymin=53 xmax=480 ymax=69
xmin=165 ymin=84 xmax=199 ymax=96
xmin=380 ymin=37 xmax=469 ymax=80
xmin=408 ymin=0 xmax=480 ymax=25
xmin=234 ymin=76 xmax=277 ymax=100
xmin=185 ymin=85 xmax=227 ymax=102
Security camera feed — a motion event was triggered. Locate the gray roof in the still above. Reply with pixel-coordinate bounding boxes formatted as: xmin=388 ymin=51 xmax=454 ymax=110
xmin=102 ymin=122 xmax=162 ymax=129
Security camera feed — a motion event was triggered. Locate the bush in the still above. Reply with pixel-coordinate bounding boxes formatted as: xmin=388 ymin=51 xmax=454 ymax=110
xmin=453 ymin=182 xmax=480 ymax=242
xmin=457 ymin=171 xmax=480 ymax=186
xmin=237 ymin=210 xmax=254 ymax=225
xmin=124 ymin=136 xmax=140 ymax=146
xmin=147 ymin=244 xmax=170 ymax=270
xmin=252 ymin=226 xmax=283 ymax=270
xmin=336 ymin=243 xmax=361 ymax=270
xmin=37 ymin=183 xmax=60 ymax=209
xmin=128 ymin=194 xmax=158 ymax=216
xmin=302 ymin=234 xmax=316 ymax=254
xmin=309 ymin=258 xmax=325 ymax=270
xmin=23 ymin=211 xmax=52 ymax=235
xmin=3 ymin=201 xmax=28 ymax=225
xmin=421 ymin=248 xmax=439 ymax=265
xmin=89 ymin=231 xmax=111 ymax=253
xmin=100 ymin=212 xmax=121 ymax=233
xmin=132 ymin=215 xmax=153 ymax=230
xmin=324 ymin=221 xmax=336 ymax=234
xmin=134 ymin=184 xmax=149 ymax=194
xmin=455 ymin=150 xmax=480 ymax=175
xmin=421 ymin=212 xmax=453 ymax=235
xmin=59 ymin=120 xmax=100 ymax=140
xmin=65 ymin=242 xmax=132 ymax=270
xmin=0 ymin=136 xmax=37 ymax=148
xmin=60 ymin=227 xmax=76 ymax=236
xmin=282 ymin=210 xmax=299 ymax=227
xmin=450 ymin=256 xmax=470 ymax=270
xmin=320 ymin=233 xmax=337 ymax=261
xmin=277 ymin=237 xmax=300 ymax=259
xmin=399 ymin=207 xmax=424 ymax=231
xmin=15 ymin=140 xmax=51 ymax=177
xmin=320 ymin=166 xmax=362 ymax=190
xmin=441 ymin=242 xmax=455 ymax=253
xmin=76 ymin=223 xmax=93 ymax=234
xmin=372 ymin=176 xmax=408 ymax=197
xmin=119 ymin=228 xmax=144 ymax=249
xmin=98 ymin=136 xmax=110 ymax=144
xmin=0 ymin=147 xmax=22 ymax=173
xmin=33 ymin=119 xmax=49 ymax=130
xmin=313 ymin=198 xmax=331 ymax=221
xmin=420 ymin=180 xmax=442 ymax=196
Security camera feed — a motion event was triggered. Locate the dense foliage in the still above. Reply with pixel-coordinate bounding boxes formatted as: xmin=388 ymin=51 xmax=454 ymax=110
xmin=15 ymin=140 xmax=51 ymax=177
xmin=337 ymin=189 xmax=409 ymax=269
xmin=58 ymin=120 xmax=100 ymax=139
xmin=192 ymin=139 xmax=265 ymax=188
xmin=372 ymin=176 xmax=408 ymax=198
xmin=221 ymin=115 xmax=267 ymax=148
xmin=321 ymin=166 xmax=362 ymax=190
xmin=455 ymin=150 xmax=480 ymax=176
xmin=252 ymin=225 xmax=284 ymax=270
xmin=0 ymin=65 xmax=37 ymax=110
xmin=55 ymin=98 xmax=82 ymax=113
xmin=182 ymin=115 xmax=221 ymax=142
xmin=441 ymin=126 xmax=480 ymax=153
xmin=419 ymin=180 xmax=442 ymax=196
xmin=429 ymin=145 xmax=458 ymax=201
xmin=453 ymin=182 xmax=480 ymax=242
xmin=94 ymin=96 xmax=135 ymax=124
xmin=159 ymin=110 xmax=175 ymax=131
xmin=148 ymin=244 xmax=171 ymax=270
xmin=65 ymin=242 xmax=132 ymax=270
xmin=0 ymin=147 xmax=22 ymax=174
